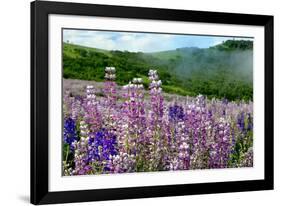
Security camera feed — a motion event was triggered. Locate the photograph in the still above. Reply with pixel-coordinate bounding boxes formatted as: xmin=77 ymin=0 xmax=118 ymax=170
xmin=29 ymin=1 xmax=274 ymax=204
xmin=62 ymin=29 xmax=254 ymax=176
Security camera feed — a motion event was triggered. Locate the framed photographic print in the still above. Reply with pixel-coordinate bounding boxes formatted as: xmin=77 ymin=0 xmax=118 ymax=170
xmin=31 ymin=0 xmax=274 ymax=204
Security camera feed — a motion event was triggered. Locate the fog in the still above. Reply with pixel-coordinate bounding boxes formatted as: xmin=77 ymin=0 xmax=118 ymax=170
xmin=171 ymin=48 xmax=253 ymax=83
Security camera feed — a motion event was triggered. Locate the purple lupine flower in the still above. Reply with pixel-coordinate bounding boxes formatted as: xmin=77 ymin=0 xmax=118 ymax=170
xmin=169 ymin=104 xmax=184 ymax=122
xmin=83 ymin=85 xmax=102 ymax=132
xmin=147 ymin=70 xmax=165 ymax=170
xmin=184 ymin=96 xmax=211 ymax=169
xmin=63 ymin=117 xmax=78 ymax=151
xmin=120 ymin=78 xmax=146 ymax=156
xmin=237 ymin=112 xmax=245 ymax=132
xmin=247 ymin=113 xmax=253 ymax=131
xmin=88 ymin=128 xmax=118 ymax=162
xmin=72 ymin=120 xmax=92 ymax=175
xmin=209 ymin=117 xmax=231 ymax=168
xmin=107 ymin=152 xmax=136 ymax=173
xmin=69 ymin=96 xmax=83 ymax=120
xmin=149 ymin=69 xmax=164 ymax=122
xmin=104 ymin=67 xmax=117 ymax=109
xmin=170 ymin=121 xmax=190 ymax=170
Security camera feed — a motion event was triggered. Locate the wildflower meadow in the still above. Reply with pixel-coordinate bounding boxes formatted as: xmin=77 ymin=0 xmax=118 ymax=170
xmin=63 ymin=67 xmax=253 ymax=176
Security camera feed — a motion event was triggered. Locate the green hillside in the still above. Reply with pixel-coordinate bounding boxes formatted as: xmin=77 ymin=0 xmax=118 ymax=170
xmin=63 ymin=40 xmax=253 ymax=100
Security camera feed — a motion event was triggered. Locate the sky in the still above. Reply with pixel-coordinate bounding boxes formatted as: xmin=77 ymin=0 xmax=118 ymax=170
xmin=63 ymin=29 xmax=253 ymax=53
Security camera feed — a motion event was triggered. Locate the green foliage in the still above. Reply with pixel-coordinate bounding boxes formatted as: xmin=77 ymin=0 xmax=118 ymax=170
xmin=212 ymin=40 xmax=253 ymax=51
xmin=63 ymin=143 xmax=74 ymax=168
xmin=229 ymin=130 xmax=253 ymax=166
xmin=63 ymin=41 xmax=253 ymax=101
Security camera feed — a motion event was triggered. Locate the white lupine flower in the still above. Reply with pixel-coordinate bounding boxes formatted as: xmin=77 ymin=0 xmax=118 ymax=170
xmin=86 ymin=85 xmax=94 ymax=89
xmin=105 ymin=67 xmax=116 ymax=80
xmin=157 ymin=80 xmax=162 ymax=86
xmin=137 ymin=84 xmax=144 ymax=89
xmin=105 ymin=67 xmax=115 ymax=72
xmin=129 ymin=84 xmax=135 ymax=89
xmin=128 ymin=82 xmax=134 ymax=88
xmin=132 ymin=77 xmax=142 ymax=84
xmin=132 ymin=78 xmax=138 ymax=83
xmin=219 ymin=117 xmax=226 ymax=122
xmin=148 ymin=70 xmax=154 ymax=75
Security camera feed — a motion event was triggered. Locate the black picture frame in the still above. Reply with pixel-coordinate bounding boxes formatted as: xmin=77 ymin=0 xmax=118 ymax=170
xmin=31 ymin=0 xmax=274 ymax=204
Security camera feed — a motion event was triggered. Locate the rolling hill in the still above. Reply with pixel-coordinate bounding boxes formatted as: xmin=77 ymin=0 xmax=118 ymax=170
xmin=63 ymin=40 xmax=253 ymax=101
